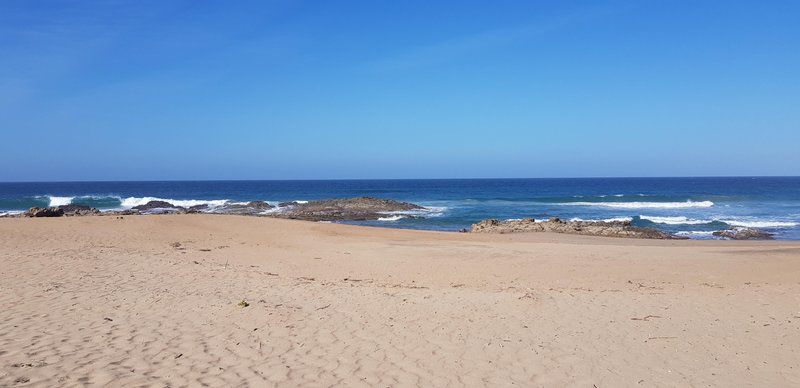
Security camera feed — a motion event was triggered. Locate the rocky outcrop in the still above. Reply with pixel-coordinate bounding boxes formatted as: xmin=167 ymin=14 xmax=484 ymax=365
xmin=130 ymin=200 xmax=276 ymax=215
xmin=58 ymin=204 xmax=100 ymax=216
xmin=214 ymin=201 xmax=274 ymax=215
xmin=10 ymin=197 xmax=423 ymax=221
xmin=131 ymin=201 xmax=178 ymax=211
xmin=274 ymin=197 xmax=424 ymax=221
xmin=187 ymin=204 xmax=209 ymax=212
xmin=246 ymin=201 xmax=273 ymax=210
xmin=25 ymin=207 xmax=64 ymax=217
xmin=136 ymin=202 xmax=187 ymax=214
xmin=470 ymin=217 xmax=682 ymax=239
xmin=712 ymin=227 xmax=774 ymax=240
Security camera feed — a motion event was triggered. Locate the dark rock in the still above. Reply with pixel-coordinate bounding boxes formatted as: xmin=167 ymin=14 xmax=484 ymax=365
xmin=214 ymin=201 xmax=274 ymax=215
xmin=132 ymin=200 xmax=179 ymax=211
xmin=273 ymin=197 xmax=425 ymax=221
xmin=188 ymin=204 xmax=209 ymax=211
xmin=470 ymin=218 xmax=682 ymax=239
xmin=712 ymin=227 xmax=774 ymax=240
xmin=278 ymin=201 xmax=300 ymax=207
xmin=25 ymin=207 xmax=64 ymax=217
xmin=58 ymin=204 xmax=100 ymax=216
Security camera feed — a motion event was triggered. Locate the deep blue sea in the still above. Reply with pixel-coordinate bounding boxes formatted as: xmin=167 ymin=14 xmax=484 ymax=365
xmin=2 ymin=177 xmax=800 ymax=239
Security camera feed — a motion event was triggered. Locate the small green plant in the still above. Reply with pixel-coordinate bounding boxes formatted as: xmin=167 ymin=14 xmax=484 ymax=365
xmin=237 ymin=300 xmax=249 ymax=307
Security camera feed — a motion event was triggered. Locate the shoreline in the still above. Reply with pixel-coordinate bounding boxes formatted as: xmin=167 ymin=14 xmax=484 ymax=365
xmin=2 ymin=214 xmax=800 ymax=386
xmin=5 ymin=208 xmax=793 ymax=241
xmin=5 ymin=197 xmax=791 ymax=241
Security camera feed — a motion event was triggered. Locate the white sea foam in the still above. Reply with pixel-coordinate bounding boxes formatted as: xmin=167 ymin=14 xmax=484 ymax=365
xmin=675 ymin=231 xmax=716 ymax=237
xmin=48 ymin=196 xmax=75 ymax=207
xmin=720 ymin=219 xmax=798 ymax=228
xmin=639 ymin=215 xmax=797 ymax=228
xmin=383 ymin=206 xmax=446 ymax=218
xmin=639 ymin=215 xmax=710 ymax=225
xmin=559 ymin=200 xmax=714 ymax=209
xmin=569 ymin=217 xmax=633 ymax=223
xmin=422 ymin=206 xmax=447 ymax=216
xmin=602 ymin=217 xmax=633 ymax=222
xmin=377 ymin=215 xmax=405 ymax=221
xmin=0 ymin=210 xmax=24 ymax=217
xmin=119 ymin=197 xmax=229 ymax=209
xmin=259 ymin=207 xmax=282 ymax=214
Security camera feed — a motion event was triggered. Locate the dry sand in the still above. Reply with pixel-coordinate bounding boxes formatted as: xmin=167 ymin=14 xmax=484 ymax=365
xmin=1 ymin=215 xmax=799 ymax=387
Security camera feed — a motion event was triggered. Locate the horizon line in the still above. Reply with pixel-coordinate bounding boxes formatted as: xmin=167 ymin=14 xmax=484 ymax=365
xmin=1 ymin=175 xmax=799 ymax=184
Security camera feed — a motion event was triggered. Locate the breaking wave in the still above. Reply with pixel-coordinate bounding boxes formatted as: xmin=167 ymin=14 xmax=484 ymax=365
xmin=377 ymin=215 xmax=405 ymax=221
xmin=720 ymin=219 xmax=798 ymax=228
xmin=119 ymin=197 xmax=229 ymax=209
xmin=48 ymin=196 xmax=75 ymax=207
xmin=638 ymin=215 xmax=797 ymax=228
xmin=559 ymin=200 xmax=714 ymax=209
xmin=569 ymin=217 xmax=633 ymax=223
xmin=639 ymin=215 xmax=709 ymax=225
xmin=381 ymin=205 xmax=447 ymax=218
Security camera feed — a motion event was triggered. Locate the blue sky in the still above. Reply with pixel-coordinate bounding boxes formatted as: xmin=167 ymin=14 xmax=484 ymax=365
xmin=1 ymin=1 xmax=798 ymax=181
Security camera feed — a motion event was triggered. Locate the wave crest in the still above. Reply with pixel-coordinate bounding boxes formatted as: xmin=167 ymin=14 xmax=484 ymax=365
xmin=48 ymin=196 xmax=75 ymax=207
xmin=720 ymin=219 xmax=798 ymax=228
xmin=377 ymin=215 xmax=405 ymax=221
xmin=119 ymin=197 xmax=229 ymax=209
xmin=639 ymin=215 xmax=710 ymax=225
xmin=560 ymin=200 xmax=714 ymax=209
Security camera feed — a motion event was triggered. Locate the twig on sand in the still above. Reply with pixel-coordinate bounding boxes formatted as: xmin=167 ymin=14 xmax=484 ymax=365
xmin=631 ymin=315 xmax=662 ymax=321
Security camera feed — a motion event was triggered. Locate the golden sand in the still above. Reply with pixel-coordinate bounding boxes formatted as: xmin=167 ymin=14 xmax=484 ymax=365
xmin=1 ymin=215 xmax=799 ymax=386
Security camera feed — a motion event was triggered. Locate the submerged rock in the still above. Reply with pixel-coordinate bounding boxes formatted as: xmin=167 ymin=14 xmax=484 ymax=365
xmin=470 ymin=218 xmax=682 ymax=239
xmin=712 ymin=227 xmax=774 ymax=240
xmin=246 ymin=201 xmax=273 ymax=209
xmin=273 ymin=197 xmax=424 ymax=221
xmin=25 ymin=207 xmax=64 ymax=217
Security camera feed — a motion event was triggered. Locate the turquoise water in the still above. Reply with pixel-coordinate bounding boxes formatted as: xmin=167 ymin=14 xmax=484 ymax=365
xmin=1 ymin=177 xmax=799 ymax=239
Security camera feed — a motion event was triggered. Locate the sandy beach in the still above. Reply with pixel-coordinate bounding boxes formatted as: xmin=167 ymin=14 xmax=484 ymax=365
xmin=1 ymin=215 xmax=799 ymax=387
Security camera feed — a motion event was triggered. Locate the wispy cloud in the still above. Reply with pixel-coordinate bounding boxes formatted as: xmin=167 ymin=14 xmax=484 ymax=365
xmin=365 ymin=6 xmax=622 ymax=72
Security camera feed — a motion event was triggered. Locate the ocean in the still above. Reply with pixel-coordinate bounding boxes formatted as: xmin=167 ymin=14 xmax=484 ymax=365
xmin=1 ymin=177 xmax=799 ymax=239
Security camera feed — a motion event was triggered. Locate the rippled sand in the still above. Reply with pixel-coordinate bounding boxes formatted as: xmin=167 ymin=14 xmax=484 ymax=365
xmin=1 ymin=215 xmax=799 ymax=386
